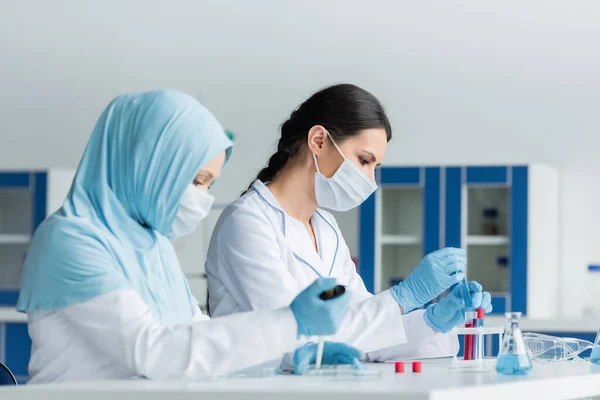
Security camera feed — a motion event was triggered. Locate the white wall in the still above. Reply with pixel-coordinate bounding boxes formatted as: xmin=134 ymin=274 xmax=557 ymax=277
xmin=1 ymin=0 xmax=600 ymax=317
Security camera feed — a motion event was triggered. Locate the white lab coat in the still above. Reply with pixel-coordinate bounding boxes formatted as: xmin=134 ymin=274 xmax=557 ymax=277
xmin=26 ymin=289 xmax=298 ymax=383
xmin=206 ymin=180 xmax=458 ymax=360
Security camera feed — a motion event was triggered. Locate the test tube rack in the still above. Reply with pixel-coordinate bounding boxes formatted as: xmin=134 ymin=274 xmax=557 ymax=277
xmin=451 ymin=325 xmax=504 ymax=372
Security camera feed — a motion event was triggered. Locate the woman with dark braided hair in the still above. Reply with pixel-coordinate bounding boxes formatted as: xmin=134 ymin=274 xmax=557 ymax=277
xmin=206 ymin=84 xmax=492 ymax=361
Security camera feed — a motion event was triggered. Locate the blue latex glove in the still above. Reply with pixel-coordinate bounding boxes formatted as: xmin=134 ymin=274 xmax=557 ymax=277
xmin=290 ymin=278 xmax=349 ymax=336
xmin=390 ymin=247 xmax=466 ymax=313
xmin=293 ymin=341 xmax=364 ymax=375
xmin=423 ymin=281 xmax=493 ymax=333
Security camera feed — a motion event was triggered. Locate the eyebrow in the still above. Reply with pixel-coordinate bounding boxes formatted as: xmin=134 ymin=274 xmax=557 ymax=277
xmin=197 ymin=171 xmax=215 ymax=180
xmin=362 ymin=150 xmax=378 ymax=165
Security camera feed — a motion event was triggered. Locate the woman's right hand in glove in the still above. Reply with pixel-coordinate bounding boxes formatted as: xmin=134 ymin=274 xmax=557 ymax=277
xmin=290 ymin=277 xmax=349 ymax=336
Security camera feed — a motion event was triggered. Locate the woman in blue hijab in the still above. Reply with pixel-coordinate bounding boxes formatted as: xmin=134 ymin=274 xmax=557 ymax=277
xmin=17 ymin=90 xmax=359 ymax=382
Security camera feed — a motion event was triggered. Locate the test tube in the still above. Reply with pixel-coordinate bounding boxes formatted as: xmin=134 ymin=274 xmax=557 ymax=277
xmin=472 ymin=308 xmax=485 ymax=360
xmin=463 ymin=312 xmax=475 ymax=360
xmin=463 ymin=324 xmax=472 ymax=360
xmin=460 ymin=278 xmax=474 ymax=361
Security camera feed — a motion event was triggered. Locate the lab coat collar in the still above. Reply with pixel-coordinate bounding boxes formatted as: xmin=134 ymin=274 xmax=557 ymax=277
xmin=251 ymin=180 xmax=339 ymax=277
xmin=251 ymin=180 xmax=284 ymax=219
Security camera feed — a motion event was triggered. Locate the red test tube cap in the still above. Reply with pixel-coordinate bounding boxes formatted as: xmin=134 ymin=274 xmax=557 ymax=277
xmin=394 ymin=362 xmax=405 ymax=373
xmin=412 ymin=361 xmax=422 ymax=373
xmin=476 ymin=308 xmax=485 ymax=319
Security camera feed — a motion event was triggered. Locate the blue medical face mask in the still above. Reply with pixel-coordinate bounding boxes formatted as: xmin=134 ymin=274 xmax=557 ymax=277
xmin=313 ymin=132 xmax=378 ymax=212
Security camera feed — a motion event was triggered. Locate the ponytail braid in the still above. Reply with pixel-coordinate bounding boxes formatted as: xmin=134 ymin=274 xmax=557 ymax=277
xmin=242 ymin=119 xmax=302 ymax=195
xmin=256 ymin=149 xmax=289 ymax=183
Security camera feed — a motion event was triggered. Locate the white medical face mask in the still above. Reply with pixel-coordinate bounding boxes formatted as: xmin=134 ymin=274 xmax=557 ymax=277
xmin=168 ymin=184 xmax=214 ymax=239
xmin=313 ymin=133 xmax=378 ymax=212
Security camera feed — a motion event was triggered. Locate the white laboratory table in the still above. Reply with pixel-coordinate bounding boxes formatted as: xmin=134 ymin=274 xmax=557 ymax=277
xmin=1 ymin=359 xmax=600 ymax=400
xmin=0 ymin=308 xmax=26 ymax=322
xmin=2 ymin=310 xmax=598 ymax=330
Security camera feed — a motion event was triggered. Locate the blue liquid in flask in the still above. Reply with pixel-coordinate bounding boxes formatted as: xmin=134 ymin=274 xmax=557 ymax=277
xmin=591 ymin=346 xmax=600 ymax=365
xmin=496 ymin=354 xmax=532 ymax=375
xmin=496 ymin=312 xmax=532 ymax=375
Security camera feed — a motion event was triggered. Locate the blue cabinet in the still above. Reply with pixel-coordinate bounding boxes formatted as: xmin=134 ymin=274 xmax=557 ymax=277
xmin=359 ymin=166 xmax=443 ymax=294
xmin=445 ymin=166 xmax=524 ymax=314
xmin=3 ymin=323 xmax=31 ymax=383
xmin=0 ymin=169 xmax=75 ymax=382
xmin=359 ymin=164 xmax=558 ymax=317
xmin=0 ymin=172 xmax=48 ymax=307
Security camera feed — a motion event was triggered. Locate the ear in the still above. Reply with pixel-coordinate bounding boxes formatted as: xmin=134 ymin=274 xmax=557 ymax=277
xmin=307 ymin=125 xmax=328 ymax=156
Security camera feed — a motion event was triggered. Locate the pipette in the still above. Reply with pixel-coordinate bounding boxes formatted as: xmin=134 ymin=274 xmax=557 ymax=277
xmin=316 ymin=285 xmax=346 ymax=369
xmin=460 ymin=277 xmax=473 ymax=309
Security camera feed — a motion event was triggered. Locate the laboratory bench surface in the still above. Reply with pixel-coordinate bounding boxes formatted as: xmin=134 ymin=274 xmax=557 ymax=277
xmin=2 ymin=359 xmax=600 ymax=400
xmin=0 ymin=308 xmax=26 ymax=322
xmin=1 ymin=308 xmax=598 ymax=331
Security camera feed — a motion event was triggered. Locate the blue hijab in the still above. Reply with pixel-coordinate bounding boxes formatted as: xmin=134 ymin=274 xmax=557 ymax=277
xmin=17 ymin=90 xmax=233 ymax=326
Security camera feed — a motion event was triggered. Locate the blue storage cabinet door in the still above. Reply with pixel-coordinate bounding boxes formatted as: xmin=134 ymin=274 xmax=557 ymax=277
xmin=465 ymin=166 xmax=508 ymax=185
xmin=359 ymin=167 xmax=443 ymax=293
xmin=359 ymin=193 xmax=376 ymax=293
xmin=379 ymin=167 xmax=421 ymax=185
xmin=0 ymin=171 xmax=48 ymax=382
xmin=510 ymin=166 xmax=528 ymax=314
xmin=0 ymin=173 xmax=30 ymax=188
xmin=423 ymin=167 xmax=441 ymax=255
xmin=490 ymin=294 xmax=509 ymax=314
xmin=5 ymin=323 xmax=31 ymax=381
xmin=444 ymin=166 xmax=525 ymax=315
xmin=444 ymin=167 xmax=462 ymax=249
xmin=32 ymin=172 xmax=48 ymax=232
xmin=359 ymin=167 xmax=422 ymax=293
xmin=0 ymin=291 xmax=20 ymax=307
xmin=0 ymin=172 xmax=47 ymax=306
xmin=0 ymin=171 xmax=31 ymax=306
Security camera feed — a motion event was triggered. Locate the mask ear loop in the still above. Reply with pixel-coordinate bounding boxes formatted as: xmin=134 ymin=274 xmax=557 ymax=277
xmin=312 ymin=153 xmax=321 ymax=174
xmin=324 ymin=129 xmax=346 ymax=160
xmin=313 ymin=128 xmax=346 ymax=174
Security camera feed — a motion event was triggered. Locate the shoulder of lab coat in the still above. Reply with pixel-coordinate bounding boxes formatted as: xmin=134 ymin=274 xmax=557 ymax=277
xmin=363 ymin=310 xmax=459 ymax=362
xmin=59 ymin=289 xmax=298 ymax=380
xmin=206 ymin=193 xmax=301 ymax=314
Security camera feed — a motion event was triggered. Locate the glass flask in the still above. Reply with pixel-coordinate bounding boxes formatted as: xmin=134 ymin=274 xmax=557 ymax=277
xmin=496 ymin=312 xmax=532 ymax=375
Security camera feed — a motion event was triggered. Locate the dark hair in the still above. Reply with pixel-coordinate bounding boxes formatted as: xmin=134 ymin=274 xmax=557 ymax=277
xmin=246 ymin=83 xmax=392 ymax=193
